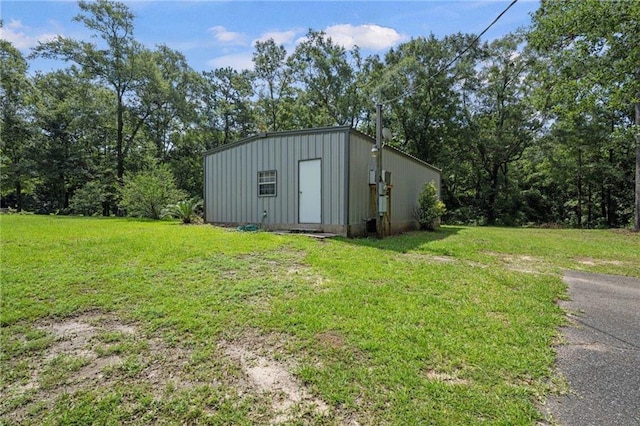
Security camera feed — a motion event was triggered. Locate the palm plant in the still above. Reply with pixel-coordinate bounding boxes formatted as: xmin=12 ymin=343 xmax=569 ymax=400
xmin=161 ymin=197 xmax=203 ymax=224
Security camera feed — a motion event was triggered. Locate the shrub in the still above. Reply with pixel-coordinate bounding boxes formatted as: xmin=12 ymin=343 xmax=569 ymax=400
xmin=161 ymin=197 xmax=203 ymax=224
xmin=415 ymin=182 xmax=446 ymax=231
xmin=70 ymin=181 xmax=105 ymax=216
xmin=119 ymin=165 xmax=186 ymax=219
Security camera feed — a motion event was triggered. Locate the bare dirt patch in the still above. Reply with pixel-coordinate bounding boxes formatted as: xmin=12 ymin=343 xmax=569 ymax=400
xmin=575 ymin=257 xmax=625 ymax=267
xmin=3 ymin=313 xmax=341 ymax=424
xmin=402 ymin=252 xmax=456 ymax=264
xmin=484 ymin=252 xmax=551 ymax=274
xmin=2 ymin=311 xmax=194 ymax=423
xmin=44 ymin=320 xmax=96 ymax=360
xmin=315 ymin=331 xmax=345 ymax=350
xmin=424 ymin=369 xmax=470 ymax=386
xmin=219 ymin=330 xmax=331 ymax=424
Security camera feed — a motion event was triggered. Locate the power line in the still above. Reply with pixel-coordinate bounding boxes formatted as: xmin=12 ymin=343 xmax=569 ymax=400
xmin=381 ymin=0 xmax=519 ymax=105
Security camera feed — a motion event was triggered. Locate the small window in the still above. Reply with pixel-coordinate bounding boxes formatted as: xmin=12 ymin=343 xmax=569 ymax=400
xmin=258 ymin=170 xmax=277 ymax=197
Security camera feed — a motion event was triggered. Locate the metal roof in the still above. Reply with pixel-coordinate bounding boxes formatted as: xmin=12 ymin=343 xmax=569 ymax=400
xmin=203 ymin=125 xmax=441 ymax=173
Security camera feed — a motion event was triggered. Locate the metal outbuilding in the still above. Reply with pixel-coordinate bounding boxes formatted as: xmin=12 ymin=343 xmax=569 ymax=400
xmin=203 ymin=126 xmax=441 ymax=237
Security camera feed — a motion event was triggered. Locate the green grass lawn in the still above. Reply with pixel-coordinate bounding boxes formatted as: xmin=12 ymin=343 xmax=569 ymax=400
xmin=1 ymin=215 xmax=639 ymax=425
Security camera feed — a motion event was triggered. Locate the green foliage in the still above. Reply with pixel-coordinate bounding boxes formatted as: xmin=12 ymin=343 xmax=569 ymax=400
xmin=31 ymin=0 xmax=143 ymax=184
xmin=136 ymin=45 xmax=205 ymax=162
xmin=252 ymin=39 xmax=295 ymax=131
xmin=161 ymin=197 xmax=203 ymax=224
xmin=2 ymin=0 xmax=639 ymax=228
xmin=119 ymin=165 xmax=185 ymax=219
xmin=69 ymin=181 xmax=105 ymax=216
xmin=415 ymin=182 xmax=446 ymax=230
xmin=371 ymin=34 xmax=480 ymax=163
xmin=466 ymin=35 xmax=539 ymax=225
xmin=0 ymin=39 xmax=37 ymax=212
xmin=31 ymin=69 xmax=115 ymax=214
xmin=528 ymin=0 xmax=640 ymax=230
xmin=201 ymin=67 xmax=256 ymax=145
xmin=289 ymin=29 xmax=364 ymax=127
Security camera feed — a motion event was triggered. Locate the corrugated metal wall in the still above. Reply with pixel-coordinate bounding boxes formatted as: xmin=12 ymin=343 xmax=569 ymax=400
xmin=348 ymin=132 xmax=441 ymax=227
xmin=347 ymin=132 xmax=377 ymax=226
xmin=204 ymin=128 xmax=349 ymax=227
xmin=382 ymin=146 xmax=441 ymax=222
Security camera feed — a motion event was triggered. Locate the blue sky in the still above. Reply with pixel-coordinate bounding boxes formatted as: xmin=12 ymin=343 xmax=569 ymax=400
xmin=1 ymin=0 xmax=540 ymax=73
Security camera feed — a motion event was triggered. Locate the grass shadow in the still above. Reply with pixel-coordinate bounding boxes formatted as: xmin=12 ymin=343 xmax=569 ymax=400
xmin=336 ymin=226 xmax=464 ymax=254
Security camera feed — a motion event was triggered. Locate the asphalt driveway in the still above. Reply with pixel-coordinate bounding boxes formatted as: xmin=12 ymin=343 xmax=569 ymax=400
xmin=543 ymin=271 xmax=640 ymax=425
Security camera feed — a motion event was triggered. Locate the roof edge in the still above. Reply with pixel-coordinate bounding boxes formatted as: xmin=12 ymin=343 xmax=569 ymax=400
xmin=347 ymin=128 xmax=442 ymax=173
xmin=203 ymin=125 xmax=352 ymax=157
xmin=383 ymin=144 xmax=442 ymax=173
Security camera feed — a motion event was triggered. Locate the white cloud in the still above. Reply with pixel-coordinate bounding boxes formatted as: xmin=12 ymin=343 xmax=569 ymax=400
xmin=201 ymin=23 xmax=407 ymax=71
xmin=0 ymin=19 xmax=58 ymax=50
xmin=324 ymin=24 xmax=408 ymax=51
xmin=206 ymin=52 xmax=254 ymax=71
xmin=254 ymin=29 xmax=301 ymax=46
xmin=208 ymin=25 xmax=247 ymax=45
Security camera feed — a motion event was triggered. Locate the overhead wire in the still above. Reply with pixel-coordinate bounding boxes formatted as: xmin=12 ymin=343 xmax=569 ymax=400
xmin=379 ymin=0 xmax=519 ymax=105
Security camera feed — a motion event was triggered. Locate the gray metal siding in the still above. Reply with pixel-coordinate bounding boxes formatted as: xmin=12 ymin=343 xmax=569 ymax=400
xmin=348 ymin=133 xmax=377 ymax=226
xmin=382 ymin=148 xmax=441 ymax=222
xmin=347 ymin=132 xmax=441 ymax=226
xmin=204 ymin=129 xmax=348 ymax=226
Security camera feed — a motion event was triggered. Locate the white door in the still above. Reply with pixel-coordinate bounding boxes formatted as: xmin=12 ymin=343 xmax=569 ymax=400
xmin=299 ymin=159 xmax=322 ymax=223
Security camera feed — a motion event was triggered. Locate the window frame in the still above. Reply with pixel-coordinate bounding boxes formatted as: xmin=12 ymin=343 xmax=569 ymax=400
xmin=257 ymin=170 xmax=277 ymax=197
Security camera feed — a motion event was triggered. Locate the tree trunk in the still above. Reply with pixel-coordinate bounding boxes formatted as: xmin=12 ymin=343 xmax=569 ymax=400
xmin=635 ymin=97 xmax=640 ymax=231
xmin=587 ymin=183 xmax=593 ymax=227
xmin=607 ymin=148 xmax=614 ymax=226
xmin=600 ymin=183 xmax=612 ymax=227
xmin=577 ymin=149 xmax=583 ymax=228
xmin=15 ymin=180 xmax=22 ymax=212
xmin=486 ymin=164 xmax=500 ymax=226
xmin=116 ymin=93 xmax=125 ymax=186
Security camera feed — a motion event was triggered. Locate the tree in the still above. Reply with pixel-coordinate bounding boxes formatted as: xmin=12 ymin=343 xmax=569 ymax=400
xmin=119 ymin=164 xmax=185 ymax=219
xmin=164 ymin=129 xmax=208 ymax=198
xmin=132 ymin=45 xmax=203 ymax=161
xmin=69 ymin=180 xmax=106 ymax=216
xmin=289 ymin=30 xmax=365 ymax=128
xmin=201 ymin=67 xmax=255 ymax=145
xmin=253 ymin=39 xmax=295 ymax=131
xmin=522 ymin=97 xmax=635 ymax=228
xmin=465 ymin=34 xmax=539 ymax=225
xmin=33 ymin=0 xmax=143 ymax=185
xmin=371 ymin=34 xmax=480 ymax=167
xmin=0 ymin=39 xmax=36 ymax=211
xmin=31 ymin=68 xmax=114 ymax=213
xmin=528 ymin=0 xmax=640 ymax=230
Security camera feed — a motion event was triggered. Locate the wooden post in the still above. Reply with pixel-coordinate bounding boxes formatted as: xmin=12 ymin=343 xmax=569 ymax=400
xmin=369 ymin=183 xmax=377 ymax=233
xmin=384 ymin=185 xmax=392 ymax=236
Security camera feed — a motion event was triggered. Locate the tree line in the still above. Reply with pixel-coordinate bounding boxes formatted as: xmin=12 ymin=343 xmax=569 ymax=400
xmin=1 ymin=0 xmax=638 ymax=229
